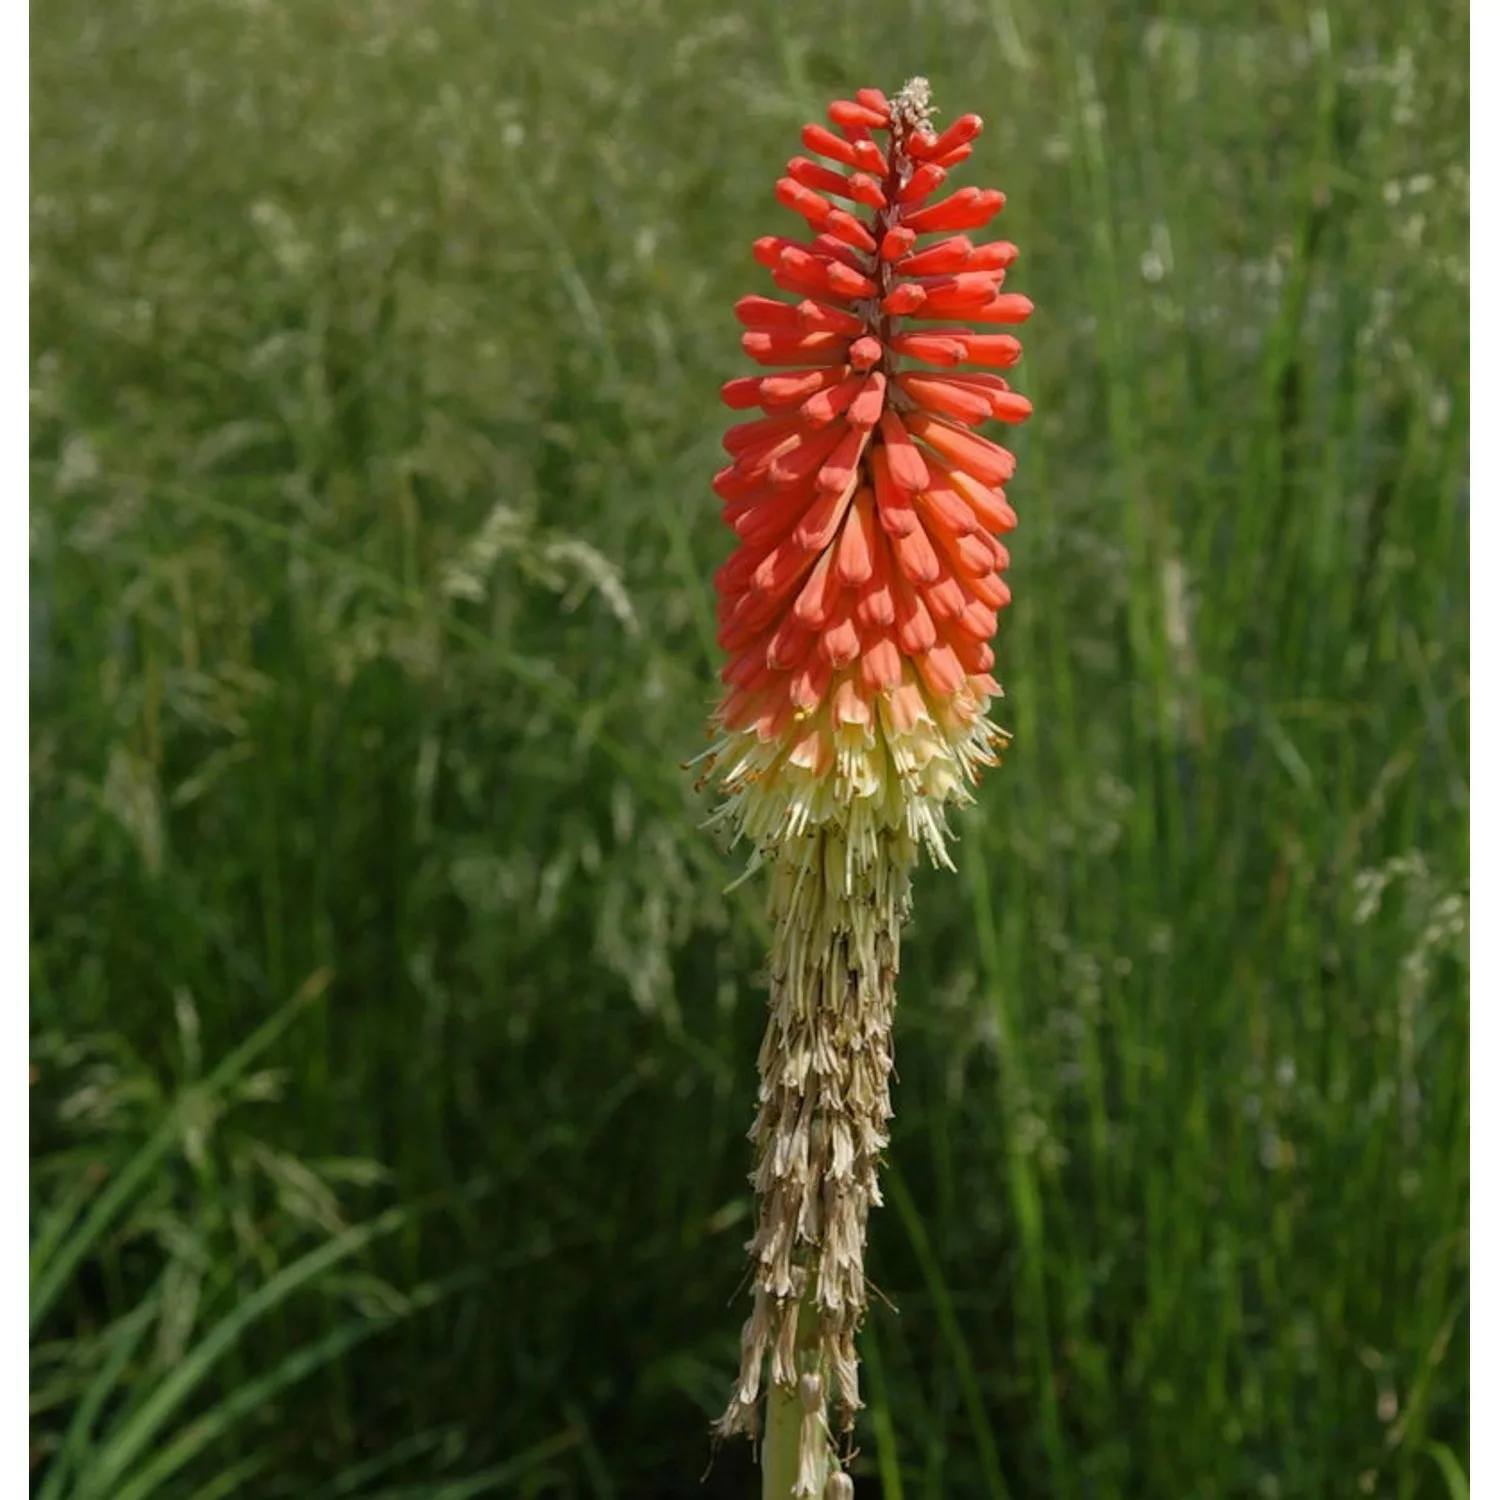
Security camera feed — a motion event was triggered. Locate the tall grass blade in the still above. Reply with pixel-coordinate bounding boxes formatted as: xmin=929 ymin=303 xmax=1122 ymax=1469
xmin=31 ymin=971 xmax=330 ymax=1337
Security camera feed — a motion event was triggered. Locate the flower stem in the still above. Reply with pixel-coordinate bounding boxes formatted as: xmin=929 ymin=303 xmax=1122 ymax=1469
xmin=762 ymin=1376 xmax=814 ymax=1500
xmin=762 ymin=1296 xmax=833 ymax=1499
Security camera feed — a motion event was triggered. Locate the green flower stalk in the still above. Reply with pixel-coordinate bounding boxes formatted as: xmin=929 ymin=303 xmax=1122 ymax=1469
xmin=698 ymin=77 xmax=1032 ymax=1496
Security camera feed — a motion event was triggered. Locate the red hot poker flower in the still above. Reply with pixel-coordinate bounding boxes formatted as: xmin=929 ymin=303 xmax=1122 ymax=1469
xmin=700 ymin=79 xmax=1032 ymax=1492
xmin=708 ymin=78 xmax=1031 ymax=870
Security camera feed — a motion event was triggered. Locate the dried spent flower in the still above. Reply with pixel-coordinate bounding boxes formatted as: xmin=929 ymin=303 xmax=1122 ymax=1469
xmin=697 ymin=77 xmax=1031 ymax=1493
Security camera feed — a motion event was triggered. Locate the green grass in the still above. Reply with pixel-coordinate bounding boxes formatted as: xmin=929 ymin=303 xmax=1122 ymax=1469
xmin=30 ymin=0 xmax=1468 ymax=1495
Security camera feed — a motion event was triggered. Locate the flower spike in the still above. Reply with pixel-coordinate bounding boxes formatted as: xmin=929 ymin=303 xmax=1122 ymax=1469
xmin=695 ymin=77 xmax=1032 ymax=1496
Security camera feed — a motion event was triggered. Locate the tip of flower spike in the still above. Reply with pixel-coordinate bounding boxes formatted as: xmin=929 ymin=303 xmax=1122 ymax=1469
xmin=890 ymin=77 xmax=934 ymax=132
xmin=910 ymin=113 xmax=985 ymax=162
xmin=828 ymin=98 xmax=889 ymax=131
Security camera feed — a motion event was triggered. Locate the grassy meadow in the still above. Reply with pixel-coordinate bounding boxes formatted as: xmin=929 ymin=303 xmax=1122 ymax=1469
xmin=30 ymin=0 xmax=1469 ymax=1496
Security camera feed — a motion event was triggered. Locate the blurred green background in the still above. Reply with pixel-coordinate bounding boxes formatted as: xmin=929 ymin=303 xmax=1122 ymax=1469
xmin=30 ymin=0 xmax=1469 ymax=1496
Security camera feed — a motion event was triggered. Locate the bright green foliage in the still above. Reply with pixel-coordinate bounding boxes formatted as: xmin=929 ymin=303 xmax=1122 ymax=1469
xmin=31 ymin=0 xmax=1467 ymax=1496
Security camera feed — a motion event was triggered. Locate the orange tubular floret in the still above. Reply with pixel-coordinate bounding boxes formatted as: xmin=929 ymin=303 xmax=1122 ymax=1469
xmin=854 ymin=531 xmax=897 ymax=629
xmin=967 ymin=240 xmax=1019 ymax=270
xmin=731 ymin=429 xmax=804 ymax=478
xmin=790 ymin=652 xmax=834 ymax=713
xmin=766 ymin=614 xmax=818 ymax=671
xmin=955 ymin=598 xmax=1000 ymax=640
xmin=860 ymin=634 xmax=902 ymax=692
xmin=715 ymin=543 xmax=775 ymax=605
xmin=896 ymin=236 xmax=975 ymax=275
xmin=831 ymin=676 xmax=873 ymax=728
xmin=776 ymin=178 xmax=835 ymax=228
xmin=920 ymin=271 xmax=1007 ymax=308
xmin=931 ymin=143 xmax=975 ymax=170
xmin=711 ymin=82 xmax=1031 ymax=751
xmin=792 ymin=545 xmax=842 ymax=629
xmin=735 ymin=482 xmax=818 ymax=547
xmin=928 ymin=514 xmax=1003 ymax=598
xmin=923 ymin=562 xmax=969 ymax=621
xmin=795 ymin=479 xmax=859 ymax=552
xmin=787 ymin=156 xmax=856 ymax=198
xmin=900 ymin=188 xmax=1006 ymax=235
xmin=799 ymin=374 xmax=864 ymax=426
xmin=877 ymin=413 xmax=931 ymax=492
xmin=721 ymin=375 xmax=767 ymax=408
xmin=720 ymin=645 xmax=775 ymax=690
xmin=904 ymin=413 xmax=1016 ymax=487
xmin=898 ymin=163 xmax=948 ymax=204
xmin=834 ymin=489 xmax=878 ymax=585
xmin=735 ymin=295 xmax=803 ymax=330
xmin=761 ymin=368 xmax=848 ymax=407
xmin=815 ymin=426 xmax=872 ymax=497
xmin=771 ymin=265 xmax=850 ymax=305
xmin=752 ymin=235 xmax=800 ymax=270
xmin=891 ymin=568 xmax=937 ymax=655
xmin=946 ymin=628 xmax=996 ymax=677
xmin=989 ymin=391 xmax=1034 ymax=423
xmin=846 ymin=174 xmax=888 ymax=210
xmin=950 ymin=332 xmax=1023 ymax=368
xmin=937 ymin=461 xmax=1018 ymax=534
xmin=966 ymin=295 xmax=1035 ymax=324
xmin=913 ymin=481 xmax=979 ymax=538
xmin=713 ymin=463 xmax=765 ymax=502
xmin=810 ymin=234 xmax=870 ymax=271
xmin=910 ymin=113 xmax=984 ymax=160
xmin=916 ymin=643 xmax=966 ymax=698
xmin=897 ymin=375 xmax=993 ymax=426
xmin=723 ymin=412 xmax=800 ymax=455
xmin=801 ymin=123 xmax=863 ymax=169
xmin=868 ymin=446 xmax=920 ymax=536
xmin=825 ymin=209 xmax=878 ymax=253
xmin=879 ymin=226 xmax=918 ymax=261
xmin=829 ymin=99 xmax=890 ymax=131
xmin=882 ymin=284 xmax=927 ymax=317
xmin=741 ymin=331 xmax=848 ymax=367
xmin=769 ymin=422 xmax=853 ymax=487
xmin=847 ymin=373 xmax=887 ymax=429
xmin=890 ymin=331 xmax=969 ymax=365
xmin=819 ymin=600 xmax=861 ymax=669
xmin=891 ymin=523 xmax=941 ymax=585
xmin=797 ymin=300 xmax=866 ymax=336
xmin=930 ymin=372 xmax=1023 ymax=419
